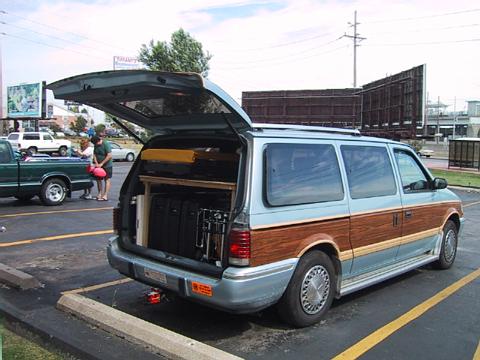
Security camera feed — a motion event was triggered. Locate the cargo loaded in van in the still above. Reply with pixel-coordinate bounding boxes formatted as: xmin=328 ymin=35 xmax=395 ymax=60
xmin=47 ymin=70 xmax=263 ymax=302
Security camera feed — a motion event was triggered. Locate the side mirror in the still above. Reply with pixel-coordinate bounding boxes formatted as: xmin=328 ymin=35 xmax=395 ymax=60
xmin=433 ymin=177 xmax=448 ymax=190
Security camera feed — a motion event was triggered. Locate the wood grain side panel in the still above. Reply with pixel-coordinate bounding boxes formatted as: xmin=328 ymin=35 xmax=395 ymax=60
xmin=402 ymin=202 xmax=461 ymax=237
xmin=350 ymin=210 xmax=402 ymax=248
xmin=250 ymin=218 xmax=350 ymax=267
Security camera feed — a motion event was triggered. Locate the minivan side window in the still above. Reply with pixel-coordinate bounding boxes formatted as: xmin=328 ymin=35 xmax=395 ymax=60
xmin=341 ymin=145 xmax=397 ymax=199
xmin=394 ymin=149 xmax=430 ymax=192
xmin=265 ymin=143 xmax=344 ymax=206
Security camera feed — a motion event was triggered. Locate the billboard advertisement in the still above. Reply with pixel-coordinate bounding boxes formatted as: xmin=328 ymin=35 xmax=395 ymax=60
xmin=113 ymin=56 xmax=144 ymax=70
xmin=7 ymin=82 xmax=43 ymax=118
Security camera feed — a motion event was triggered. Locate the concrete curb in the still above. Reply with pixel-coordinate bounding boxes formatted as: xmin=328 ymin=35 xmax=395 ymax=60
xmin=57 ymin=293 xmax=243 ymax=360
xmin=0 ymin=263 xmax=41 ymax=289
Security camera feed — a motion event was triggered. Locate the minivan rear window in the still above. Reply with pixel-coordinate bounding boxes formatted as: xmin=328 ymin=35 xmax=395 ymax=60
xmin=121 ymin=92 xmax=230 ymax=118
xmin=341 ymin=145 xmax=397 ymax=199
xmin=265 ymin=143 xmax=344 ymax=206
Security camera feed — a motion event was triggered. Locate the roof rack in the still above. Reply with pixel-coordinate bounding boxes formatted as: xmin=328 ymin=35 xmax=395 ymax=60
xmin=252 ymin=123 xmax=361 ymax=136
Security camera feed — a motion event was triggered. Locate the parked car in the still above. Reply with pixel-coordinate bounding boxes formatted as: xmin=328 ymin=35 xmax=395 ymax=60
xmin=7 ymin=131 xmax=71 ymax=156
xmin=48 ymin=71 xmax=464 ymax=327
xmin=0 ymin=139 xmax=92 ymax=205
xmin=109 ymin=141 xmax=136 ymax=162
xmin=418 ymin=148 xmax=435 ymax=158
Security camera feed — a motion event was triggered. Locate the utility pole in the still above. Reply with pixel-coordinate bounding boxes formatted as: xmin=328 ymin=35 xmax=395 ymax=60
xmin=436 ymin=96 xmax=440 ymax=144
xmin=342 ymin=11 xmax=366 ymax=88
xmin=452 ymin=96 xmax=457 ymax=139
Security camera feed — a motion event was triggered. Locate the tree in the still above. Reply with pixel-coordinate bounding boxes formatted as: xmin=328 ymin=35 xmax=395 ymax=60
xmin=139 ymin=28 xmax=212 ymax=76
xmin=49 ymin=123 xmax=62 ymax=135
xmin=71 ymin=116 xmax=87 ymax=134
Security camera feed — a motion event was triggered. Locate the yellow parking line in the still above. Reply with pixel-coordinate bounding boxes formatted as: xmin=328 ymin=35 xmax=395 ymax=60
xmin=0 ymin=206 xmax=113 ymax=219
xmin=464 ymin=201 xmax=480 ymax=209
xmin=474 ymin=339 xmax=480 ymax=360
xmin=333 ymin=267 xmax=480 ymax=360
xmin=62 ymin=278 xmax=133 ymax=295
xmin=0 ymin=229 xmax=113 ymax=248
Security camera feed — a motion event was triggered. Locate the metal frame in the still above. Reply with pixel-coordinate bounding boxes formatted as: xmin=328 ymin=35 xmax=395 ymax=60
xmin=252 ymin=123 xmax=361 ymax=136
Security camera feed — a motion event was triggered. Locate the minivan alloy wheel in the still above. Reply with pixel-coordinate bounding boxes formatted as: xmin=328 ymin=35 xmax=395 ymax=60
xmin=444 ymin=228 xmax=457 ymax=263
xmin=300 ymin=265 xmax=330 ymax=314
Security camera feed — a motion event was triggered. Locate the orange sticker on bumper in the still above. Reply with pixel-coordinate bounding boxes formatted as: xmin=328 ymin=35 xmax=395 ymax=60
xmin=191 ymin=282 xmax=213 ymax=297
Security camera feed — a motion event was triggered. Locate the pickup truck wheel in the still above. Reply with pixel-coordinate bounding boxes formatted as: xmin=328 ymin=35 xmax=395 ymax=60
xmin=277 ymin=250 xmax=336 ymax=328
xmin=40 ymin=178 xmax=67 ymax=206
xmin=27 ymin=146 xmax=37 ymax=155
xmin=15 ymin=195 xmax=35 ymax=202
xmin=58 ymin=146 xmax=68 ymax=156
xmin=126 ymin=152 xmax=135 ymax=162
xmin=433 ymin=220 xmax=458 ymax=269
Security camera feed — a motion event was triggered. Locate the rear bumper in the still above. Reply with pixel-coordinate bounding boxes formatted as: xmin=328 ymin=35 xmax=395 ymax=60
xmin=107 ymin=236 xmax=297 ymax=313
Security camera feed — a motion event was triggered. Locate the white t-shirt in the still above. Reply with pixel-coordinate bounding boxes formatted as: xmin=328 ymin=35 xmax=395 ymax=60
xmin=80 ymin=146 xmax=94 ymax=164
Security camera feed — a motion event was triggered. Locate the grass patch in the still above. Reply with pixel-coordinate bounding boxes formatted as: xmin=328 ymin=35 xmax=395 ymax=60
xmin=429 ymin=169 xmax=480 ymax=188
xmin=1 ymin=326 xmax=65 ymax=360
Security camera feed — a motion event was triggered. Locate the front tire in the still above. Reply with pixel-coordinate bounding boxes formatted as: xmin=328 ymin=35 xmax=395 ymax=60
xmin=39 ymin=178 xmax=67 ymax=206
xmin=433 ymin=220 xmax=458 ymax=269
xmin=277 ymin=250 xmax=336 ymax=327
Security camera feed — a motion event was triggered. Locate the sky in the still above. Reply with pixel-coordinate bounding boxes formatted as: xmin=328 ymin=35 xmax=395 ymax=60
xmin=1 ymin=0 xmax=479 ymax=121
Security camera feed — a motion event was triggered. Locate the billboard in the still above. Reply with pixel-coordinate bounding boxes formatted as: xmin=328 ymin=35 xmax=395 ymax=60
xmin=7 ymin=82 xmax=43 ymax=118
xmin=113 ymin=56 xmax=144 ymax=70
xmin=242 ymin=64 xmax=426 ymax=139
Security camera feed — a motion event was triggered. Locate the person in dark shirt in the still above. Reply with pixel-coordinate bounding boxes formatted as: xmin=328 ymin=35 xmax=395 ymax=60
xmin=91 ymin=135 xmax=113 ymax=201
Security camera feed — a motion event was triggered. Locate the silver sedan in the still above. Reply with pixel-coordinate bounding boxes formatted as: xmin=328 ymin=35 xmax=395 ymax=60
xmin=109 ymin=141 xmax=137 ymax=162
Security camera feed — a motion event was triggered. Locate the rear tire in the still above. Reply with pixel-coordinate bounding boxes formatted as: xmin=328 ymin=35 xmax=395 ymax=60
xmin=433 ymin=220 xmax=458 ymax=269
xmin=27 ymin=146 xmax=37 ymax=155
xmin=126 ymin=152 xmax=135 ymax=162
xmin=277 ymin=250 xmax=336 ymax=328
xmin=39 ymin=178 xmax=67 ymax=206
xmin=58 ymin=146 xmax=68 ymax=156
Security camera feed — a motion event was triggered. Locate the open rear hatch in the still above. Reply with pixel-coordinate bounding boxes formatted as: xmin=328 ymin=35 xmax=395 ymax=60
xmin=47 ymin=70 xmax=252 ymax=135
xmin=48 ymin=71 xmax=252 ymax=277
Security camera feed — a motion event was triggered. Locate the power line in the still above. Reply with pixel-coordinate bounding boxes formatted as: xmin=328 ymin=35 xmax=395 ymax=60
xmin=217 ymin=37 xmax=342 ymax=65
xmin=365 ymin=38 xmax=480 ymax=46
xmin=377 ymin=22 xmax=480 ymax=36
xmin=0 ymin=9 xmax=130 ymax=53
xmin=216 ymin=45 xmax=349 ymax=70
xmin=366 ymin=8 xmax=480 ymax=24
xmin=0 ymin=32 xmax=110 ymax=60
xmin=0 ymin=20 xmax=113 ymax=55
xmin=218 ymin=30 xmax=338 ymax=52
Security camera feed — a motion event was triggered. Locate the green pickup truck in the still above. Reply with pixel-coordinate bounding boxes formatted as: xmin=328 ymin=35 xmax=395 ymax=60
xmin=0 ymin=139 xmax=93 ymax=205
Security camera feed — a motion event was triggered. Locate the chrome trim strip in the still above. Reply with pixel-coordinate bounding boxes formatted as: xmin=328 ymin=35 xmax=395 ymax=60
xmin=223 ymin=258 xmax=298 ymax=280
xmin=340 ymin=254 xmax=438 ymax=296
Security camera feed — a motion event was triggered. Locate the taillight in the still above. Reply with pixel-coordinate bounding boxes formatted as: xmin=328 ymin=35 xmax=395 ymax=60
xmin=228 ymin=228 xmax=251 ymax=266
xmin=113 ymin=207 xmax=121 ymax=234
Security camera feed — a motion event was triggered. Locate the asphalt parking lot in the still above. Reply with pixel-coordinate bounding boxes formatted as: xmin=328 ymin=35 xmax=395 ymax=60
xmin=0 ymin=162 xmax=479 ymax=360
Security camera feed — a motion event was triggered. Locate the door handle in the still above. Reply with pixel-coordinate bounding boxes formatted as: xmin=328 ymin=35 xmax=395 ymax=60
xmin=405 ymin=210 xmax=413 ymax=219
xmin=393 ymin=213 xmax=399 ymax=227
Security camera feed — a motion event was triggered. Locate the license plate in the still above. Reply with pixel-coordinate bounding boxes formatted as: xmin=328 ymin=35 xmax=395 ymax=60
xmin=144 ymin=269 xmax=167 ymax=284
